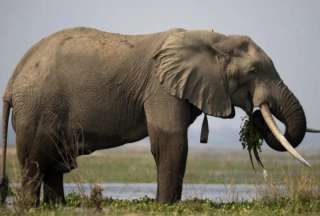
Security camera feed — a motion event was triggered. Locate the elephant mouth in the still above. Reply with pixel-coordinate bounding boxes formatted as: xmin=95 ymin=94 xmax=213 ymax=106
xmin=245 ymin=91 xmax=254 ymax=115
xmin=236 ymin=91 xmax=253 ymax=116
xmin=232 ymin=91 xmax=253 ymax=116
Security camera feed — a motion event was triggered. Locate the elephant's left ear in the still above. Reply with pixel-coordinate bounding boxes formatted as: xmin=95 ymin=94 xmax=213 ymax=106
xmin=153 ymin=31 xmax=235 ymax=118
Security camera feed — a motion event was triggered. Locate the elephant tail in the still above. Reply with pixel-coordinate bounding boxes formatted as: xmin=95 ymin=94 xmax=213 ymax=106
xmin=0 ymin=100 xmax=10 ymax=204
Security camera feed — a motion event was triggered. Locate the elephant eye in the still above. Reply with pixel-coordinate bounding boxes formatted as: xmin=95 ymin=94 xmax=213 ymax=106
xmin=247 ymin=67 xmax=256 ymax=75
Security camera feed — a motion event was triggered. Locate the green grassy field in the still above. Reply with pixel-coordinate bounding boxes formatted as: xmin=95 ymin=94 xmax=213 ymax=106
xmin=5 ymin=144 xmax=320 ymax=184
xmin=1 ymin=144 xmax=320 ymax=215
xmin=1 ymin=196 xmax=319 ymax=216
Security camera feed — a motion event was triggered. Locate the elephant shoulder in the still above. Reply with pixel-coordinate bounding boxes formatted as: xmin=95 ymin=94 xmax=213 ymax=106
xmin=167 ymin=28 xmax=186 ymax=33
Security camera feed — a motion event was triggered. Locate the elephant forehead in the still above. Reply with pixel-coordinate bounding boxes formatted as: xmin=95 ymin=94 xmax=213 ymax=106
xmin=165 ymin=30 xmax=226 ymax=48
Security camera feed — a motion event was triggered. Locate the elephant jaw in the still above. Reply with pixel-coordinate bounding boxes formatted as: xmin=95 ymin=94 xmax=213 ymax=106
xmin=259 ymin=103 xmax=311 ymax=167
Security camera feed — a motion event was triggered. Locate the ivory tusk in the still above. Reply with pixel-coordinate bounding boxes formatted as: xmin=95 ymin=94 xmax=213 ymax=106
xmin=306 ymin=128 xmax=320 ymax=133
xmin=260 ymin=104 xmax=311 ymax=168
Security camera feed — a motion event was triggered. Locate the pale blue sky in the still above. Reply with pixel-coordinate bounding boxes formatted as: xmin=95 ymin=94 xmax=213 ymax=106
xmin=0 ymin=0 xmax=319 ymax=148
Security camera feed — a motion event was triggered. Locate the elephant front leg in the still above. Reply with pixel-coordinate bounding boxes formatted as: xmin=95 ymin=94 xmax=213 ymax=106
xmin=149 ymin=127 xmax=188 ymax=203
xmin=145 ymin=94 xmax=191 ymax=203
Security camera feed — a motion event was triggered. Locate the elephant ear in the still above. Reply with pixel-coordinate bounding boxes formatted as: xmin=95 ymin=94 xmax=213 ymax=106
xmin=153 ymin=31 xmax=234 ymax=118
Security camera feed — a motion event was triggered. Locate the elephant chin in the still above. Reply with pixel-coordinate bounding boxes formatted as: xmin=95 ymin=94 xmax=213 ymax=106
xmin=251 ymin=81 xmax=306 ymax=152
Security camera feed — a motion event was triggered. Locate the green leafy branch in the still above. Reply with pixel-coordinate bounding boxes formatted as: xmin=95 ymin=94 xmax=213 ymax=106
xmin=239 ymin=116 xmax=264 ymax=169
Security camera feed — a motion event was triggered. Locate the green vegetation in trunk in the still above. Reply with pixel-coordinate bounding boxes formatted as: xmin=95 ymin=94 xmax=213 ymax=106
xmin=239 ymin=116 xmax=264 ymax=169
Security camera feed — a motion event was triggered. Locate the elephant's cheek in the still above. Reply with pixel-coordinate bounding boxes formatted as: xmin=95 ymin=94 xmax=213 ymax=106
xmin=231 ymin=92 xmax=253 ymax=115
xmin=237 ymin=98 xmax=253 ymax=115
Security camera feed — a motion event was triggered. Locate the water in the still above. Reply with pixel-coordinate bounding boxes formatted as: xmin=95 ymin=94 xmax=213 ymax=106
xmin=64 ymin=183 xmax=261 ymax=202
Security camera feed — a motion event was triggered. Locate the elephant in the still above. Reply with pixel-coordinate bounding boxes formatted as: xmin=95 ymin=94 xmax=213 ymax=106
xmin=0 ymin=27 xmax=318 ymax=205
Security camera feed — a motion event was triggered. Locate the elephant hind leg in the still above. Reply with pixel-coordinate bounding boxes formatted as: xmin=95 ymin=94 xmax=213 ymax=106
xmin=43 ymin=171 xmax=65 ymax=204
xmin=15 ymin=124 xmax=43 ymax=207
xmin=19 ymin=160 xmax=43 ymax=207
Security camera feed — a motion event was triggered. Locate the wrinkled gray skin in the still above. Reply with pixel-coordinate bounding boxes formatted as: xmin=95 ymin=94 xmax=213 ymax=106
xmin=1 ymin=27 xmax=306 ymax=204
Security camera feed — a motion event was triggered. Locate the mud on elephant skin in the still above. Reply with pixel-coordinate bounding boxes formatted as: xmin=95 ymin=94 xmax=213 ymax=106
xmin=1 ymin=27 xmax=319 ymax=205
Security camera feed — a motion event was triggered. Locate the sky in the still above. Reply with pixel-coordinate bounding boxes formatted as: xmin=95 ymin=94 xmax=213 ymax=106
xmin=0 ymin=0 xmax=319 ymax=149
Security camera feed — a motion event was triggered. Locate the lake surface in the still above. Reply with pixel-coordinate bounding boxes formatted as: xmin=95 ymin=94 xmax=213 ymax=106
xmin=64 ymin=183 xmax=262 ymax=202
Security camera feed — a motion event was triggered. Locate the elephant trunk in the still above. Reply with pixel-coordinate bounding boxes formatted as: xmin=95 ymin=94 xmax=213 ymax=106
xmin=252 ymin=81 xmax=306 ymax=151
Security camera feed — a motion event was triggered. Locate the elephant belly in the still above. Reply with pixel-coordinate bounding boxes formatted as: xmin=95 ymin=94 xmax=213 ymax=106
xmin=81 ymin=124 xmax=147 ymax=152
xmin=68 ymin=103 xmax=148 ymax=153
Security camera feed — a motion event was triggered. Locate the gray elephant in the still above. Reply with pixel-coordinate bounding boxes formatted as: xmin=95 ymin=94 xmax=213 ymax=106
xmin=0 ymin=27 xmax=318 ymax=205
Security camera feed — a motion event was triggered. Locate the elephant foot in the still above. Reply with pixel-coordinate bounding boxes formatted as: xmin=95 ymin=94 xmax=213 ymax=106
xmin=156 ymin=180 xmax=183 ymax=204
xmin=155 ymin=153 xmax=185 ymax=204
xmin=43 ymin=171 xmax=65 ymax=204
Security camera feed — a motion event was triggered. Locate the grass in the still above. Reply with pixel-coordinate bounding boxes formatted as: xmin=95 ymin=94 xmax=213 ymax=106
xmin=1 ymin=144 xmax=319 ymax=215
xmin=4 ymin=145 xmax=320 ymax=184
xmin=0 ymin=193 xmax=319 ymax=215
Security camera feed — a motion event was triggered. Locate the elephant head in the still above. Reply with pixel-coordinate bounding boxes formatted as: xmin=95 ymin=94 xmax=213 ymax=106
xmin=154 ymin=30 xmax=318 ymax=166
